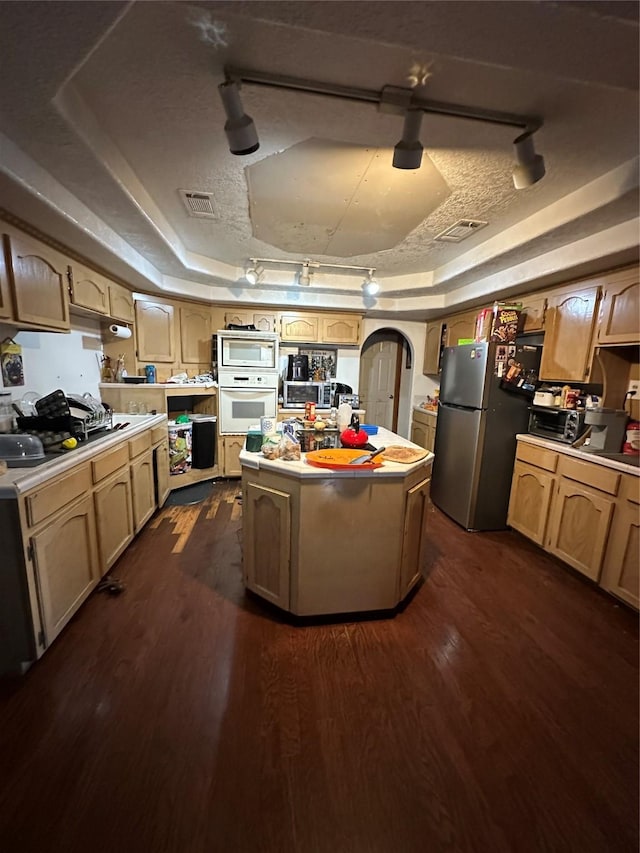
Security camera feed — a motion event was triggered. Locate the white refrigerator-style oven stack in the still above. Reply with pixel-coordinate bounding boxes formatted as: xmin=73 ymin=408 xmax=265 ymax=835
xmin=216 ymin=330 xmax=279 ymax=434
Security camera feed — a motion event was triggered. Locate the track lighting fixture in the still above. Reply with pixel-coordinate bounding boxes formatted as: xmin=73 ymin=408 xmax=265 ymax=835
xmin=222 ymin=66 xmax=546 ymax=186
xmin=393 ymin=109 xmax=424 ymax=170
xmin=363 ymin=270 xmax=380 ymax=296
xmin=298 ymin=261 xmax=312 ymax=287
xmin=244 ymin=263 xmax=264 ymax=285
xmin=218 ymin=79 xmax=259 ymax=155
xmin=512 ymin=131 xmax=546 ymax=189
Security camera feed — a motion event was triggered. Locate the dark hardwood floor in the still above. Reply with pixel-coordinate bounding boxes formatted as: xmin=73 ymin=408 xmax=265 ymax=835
xmin=0 ymin=481 xmax=637 ymax=853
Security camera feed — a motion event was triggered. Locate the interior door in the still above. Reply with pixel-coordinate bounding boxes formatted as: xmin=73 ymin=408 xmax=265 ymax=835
xmin=359 ymin=338 xmax=399 ymax=430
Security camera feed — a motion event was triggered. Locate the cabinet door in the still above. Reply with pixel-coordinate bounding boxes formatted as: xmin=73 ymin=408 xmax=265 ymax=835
xmin=253 ymin=312 xmax=277 ymax=333
xmin=224 ymin=310 xmax=252 ymax=327
xmin=0 ymin=234 xmax=14 ymax=319
xmin=135 ymin=300 xmax=176 ymax=362
xmin=507 ymin=461 xmax=555 ymax=546
xmin=597 ymin=268 xmax=639 ymax=345
xmin=180 ymin=305 xmax=212 ymax=364
xmin=243 ymin=481 xmax=291 ymax=610
xmin=539 ymin=285 xmax=600 ymax=381
xmin=69 ymin=262 xmax=109 ymax=314
xmin=108 ymin=284 xmax=135 ymax=323
xmin=94 ymin=468 xmax=134 ymax=572
xmin=425 ymin=422 xmax=435 ymax=453
xmin=4 ymin=233 xmax=70 ymax=330
xmin=321 ymin=315 xmax=360 ymax=345
xmin=410 ymin=421 xmax=428 ymax=449
xmin=280 ymin=313 xmax=320 ymax=343
xmin=130 ymin=450 xmax=156 ymax=532
xmin=31 ymin=494 xmax=99 ymax=645
xmin=520 ymin=295 xmax=547 ymax=333
xmin=423 ymin=321 xmax=443 ymax=374
xmin=400 ymin=476 xmax=431 ymax=597
xmin=599 ymin=477 xmax=639 ymax=608
xmin=154 ymin=440 xmax=171 ymax=509
xmin=223 ymin=435 xmax=244 ymax=477
xmin=446 ymin=312 xmax=476 ymax=346
xmin=546 ymin=478 xmax=614 ymax=581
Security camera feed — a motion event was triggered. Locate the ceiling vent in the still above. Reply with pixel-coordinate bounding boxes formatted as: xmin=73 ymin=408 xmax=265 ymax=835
xmin=179 ymin=189 xmax=217 ymax=218
xmin=434 ymin=219 xmax=487 ymax=243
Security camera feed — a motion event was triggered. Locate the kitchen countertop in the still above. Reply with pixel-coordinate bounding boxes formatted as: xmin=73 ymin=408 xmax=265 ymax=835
xmin=0 ymin=413 xmax=167 ymax=497
xmin=516 ymin=433 xmax=640 ymax=476
xmin=240 ymin=426 xmax=433 ymax=479
xmin=413 ymin=405 xmax=438 ymax=416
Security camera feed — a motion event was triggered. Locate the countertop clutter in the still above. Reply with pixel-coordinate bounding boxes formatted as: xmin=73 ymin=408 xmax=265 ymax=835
xmin=516 ymin=433 xmax=640 ymax=475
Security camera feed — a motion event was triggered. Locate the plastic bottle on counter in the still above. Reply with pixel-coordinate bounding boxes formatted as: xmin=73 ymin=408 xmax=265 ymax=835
xmin=337 ymin=402 xmax=352 ymax=431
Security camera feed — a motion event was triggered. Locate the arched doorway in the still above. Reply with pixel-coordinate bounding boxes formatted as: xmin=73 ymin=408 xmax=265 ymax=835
xmin=359 ymin=328 xmax=413 ymax=435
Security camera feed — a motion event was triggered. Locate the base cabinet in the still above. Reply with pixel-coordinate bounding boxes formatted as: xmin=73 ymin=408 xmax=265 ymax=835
xmin=130 ymin=450 xmax=156 ymax=532
xmin=223 ymin=435 xmax=244 ymax=477
xmin=599 ymin=477 xmax=640 ymax=608
xmin=31 ymin=494 xmax=100 ymax=645
xmin=94 ymin=468 xmax=135 ymax=572
xmin=507 ymin=461 xmax=555 ymax=546
xmin=410 ymin=410 xmax=437 ymax=453
xmin=399 ymin=476 xmax=430 ymax=597
xmin=154 ymin=440 xmax=171 ymax=508
xmin=243 ymin=482 xmax=291 ymax=609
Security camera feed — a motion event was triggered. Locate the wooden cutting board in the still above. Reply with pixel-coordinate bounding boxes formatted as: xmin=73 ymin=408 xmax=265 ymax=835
xmin=381 ymin=445 xmax=429 ymax=463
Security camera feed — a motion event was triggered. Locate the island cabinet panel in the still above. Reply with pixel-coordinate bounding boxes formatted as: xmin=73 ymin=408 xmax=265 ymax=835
xmin=507 ymin=461 xmax=555 ymax=546
xmin=539 ymin=284 xmax=600 ymax=381
xmin=31 ymin=494 xmax=99 ymax=646
xmin=597 ymin=267 xmax=640 ymax=345
xmin=243 ymin=482 xmax=291 ymax=610
xmin=94 ymin=468 xmax=134 ymax=572
xmin=108 ymin=283 xmax=135 ymax=324
xmin=599 ymin=475 xmax=640 ymax=608
xmin=180 ymin=305 xmax=212 ymax=364
xmin=135 ymin=300 xmax=176 ymax=362
xmin=3 ymin=232 xmax=70 ymax=330
xmin=130 ymin=450 xmax=156 ymax=532
xmin=69 ymin=262 xmax=109 ymax=315
xmin=399 ymin=475 xmax=431 ymax=598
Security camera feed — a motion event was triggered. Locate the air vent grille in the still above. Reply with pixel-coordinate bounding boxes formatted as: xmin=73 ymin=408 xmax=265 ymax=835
xmin=179 ymin=189 xmax=217 ymax=219
xmin=434 ymin=219 xmax=487 ymax=243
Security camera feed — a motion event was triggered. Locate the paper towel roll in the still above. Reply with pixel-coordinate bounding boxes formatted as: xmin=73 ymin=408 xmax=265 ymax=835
xmin=109 ymin=324 xmax=132 ymax=339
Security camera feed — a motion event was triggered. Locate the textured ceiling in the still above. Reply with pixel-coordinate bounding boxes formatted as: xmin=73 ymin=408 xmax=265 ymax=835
xmin=0 ymin=0 xmax=637 ymax=319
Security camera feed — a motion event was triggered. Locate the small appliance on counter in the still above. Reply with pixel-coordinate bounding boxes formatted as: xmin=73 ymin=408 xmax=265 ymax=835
xmin=623 ymin=421 xmax=640 ymax=455
xmin=583 ymin=408 xmax=628 ymax=452
xmin=331 ymin=382 xmax=353 ymax=407
xmin=527 ymin=406 xmax=586 ymax=444
xmin=286 ymin=354 xmax=309 ymax=381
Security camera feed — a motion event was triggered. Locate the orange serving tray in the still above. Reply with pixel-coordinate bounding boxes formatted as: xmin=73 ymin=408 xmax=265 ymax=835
xmin=305 ymin=448 xmax=384 ymax=470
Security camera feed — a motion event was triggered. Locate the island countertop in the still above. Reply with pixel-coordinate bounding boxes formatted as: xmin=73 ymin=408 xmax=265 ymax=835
xmin=240 ymin=426 xmax=433 ymax=478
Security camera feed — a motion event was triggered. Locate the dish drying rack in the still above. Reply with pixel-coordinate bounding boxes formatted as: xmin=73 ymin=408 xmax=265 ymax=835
xmin=16 ymin=390 xmax=112 ymax=444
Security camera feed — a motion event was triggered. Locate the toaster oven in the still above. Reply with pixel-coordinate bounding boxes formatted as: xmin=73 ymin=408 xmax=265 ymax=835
xmin=527 ymin=406 xmax=587 ymax=444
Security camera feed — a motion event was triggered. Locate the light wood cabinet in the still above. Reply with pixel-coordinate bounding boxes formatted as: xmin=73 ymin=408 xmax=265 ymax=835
xmin=423 ymin=321 xmax=444 ymax=375
xmin=0 ymin=233 xmax=14 ymax=319
xmin=68 ymin=262 xmax=109 ymax=315
xmin=94 ymin=468 xmax=135 ymax=572
xmin=320 ymin=314 xmax=360 ymax=345
xmin=3 ymin=231 xmax=70 ymax=330
xmin=280 ymin=312 xmax=320 ymax=343
xmin=410 ymin=409 xmax=436 ymax=453
xmin=445 ymin=311 xmax=477 ymax=346
xmin=224 ymin=311 xmax=277 ymax=332
xmin=223 ymin=435 xmax=244 ymax=477
xmin=597 ymin=267 xmax=639 ymax=345
xmin=180 ymin=305 xmax=212 ymax=364
xmin=135 ymin=299 xmax=176 ymax=362
xmin=399 ymin=476 xmax=431 ymax=598
xmin=600 ymin=475 xmax=640 ymax=608
xmin=154 ymin=439 xmax=171 ymax=508
xmin=243 ymin=481 xmax=291 ymax=610
xmin=30 ymin=494 xmax=99 ymax=645
xmin=108 ymin=283 xmax=135 ymax=324
xmin=539 ymin=284 xmax=600 ymax=381
xmin=130 ymin=450 xmax=156 ymax=532
xmin=519 ymin=294 xmax=547 ymax=333
xmin=508 ymin=461 xmax=556 ymax=546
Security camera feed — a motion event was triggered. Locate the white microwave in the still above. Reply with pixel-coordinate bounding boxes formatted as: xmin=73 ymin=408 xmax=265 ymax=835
xmin=217 ymin=330 xmax=279 ymax=371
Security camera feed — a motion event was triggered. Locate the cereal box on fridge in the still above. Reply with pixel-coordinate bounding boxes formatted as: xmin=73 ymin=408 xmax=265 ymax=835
xmin=490 ymin=302 xmax=522 ymax=343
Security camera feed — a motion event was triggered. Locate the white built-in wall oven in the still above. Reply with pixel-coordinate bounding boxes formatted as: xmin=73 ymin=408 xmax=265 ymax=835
xmin=218 ymin=370 xmax=279 ymax=434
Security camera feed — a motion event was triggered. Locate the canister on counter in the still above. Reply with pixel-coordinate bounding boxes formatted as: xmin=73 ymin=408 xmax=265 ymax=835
xmin=145 ymin=364 xmax=157 ymax=383
xmin=260 ymin=415 xmax=276 ymax=436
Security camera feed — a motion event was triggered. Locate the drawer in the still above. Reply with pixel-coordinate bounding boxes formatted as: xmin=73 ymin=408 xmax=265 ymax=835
xmin=150 ymin=425 xmax=167 ymax=445
xmin=558 ymin=456 xmax=621 ymax=496
xmin=26 ymin=463 xmax=92 ymax=527
xmin=620 ymin=473 xmax=640 ymax=505
xmin=516 ymin=442 xmax=559 ymax=473
xmin=128 ymin=431 xmax=152 ymax=459
xmin=92 ymin=444 xmax=130 ymax=483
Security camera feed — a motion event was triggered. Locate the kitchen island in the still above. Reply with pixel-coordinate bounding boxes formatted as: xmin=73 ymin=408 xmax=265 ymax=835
xmin=240 ymin=428 xmax=433 ymax=617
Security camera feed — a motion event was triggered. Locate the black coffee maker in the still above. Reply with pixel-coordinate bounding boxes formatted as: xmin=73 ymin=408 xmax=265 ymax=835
xmin=287 ymin=354 xmax=309 ymax=381
xmin=332 ymin=382 xmax=353 ymax=406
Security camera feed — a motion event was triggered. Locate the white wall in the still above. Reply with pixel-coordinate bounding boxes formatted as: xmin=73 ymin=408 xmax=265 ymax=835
xmin=0 ymin=318 xmax=103 ymax=403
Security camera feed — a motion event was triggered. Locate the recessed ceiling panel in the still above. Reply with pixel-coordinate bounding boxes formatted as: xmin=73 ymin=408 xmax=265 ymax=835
xmin=246 ymin=138 xmax=450 ymax=257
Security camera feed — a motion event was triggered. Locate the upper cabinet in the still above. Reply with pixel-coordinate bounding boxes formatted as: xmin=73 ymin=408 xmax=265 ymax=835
xmin=69 ymin=262 xmax=109 ymax=315
xmin=280 ymin=312 xmax=360 ymax=345
xmin=3 ymin=231 xmax=70 ymax=331
xmin=280 ymin=312 xmax=320 ymax=343
xmin=108 ymin=283 xmax=135 ymax=324
xmin=320 ymin=314 xmax=360 ymax=345
xmin=423 ymin=321 xmax=445 ymax=375
xmin=135 ymin=299 xmax=176 ymax=363
xmin=180 ymin=305 xmax=212 ymax=364
xmin=224 ymin=311 xmax=277 ymax=332
xmin=597 ymin=267 xmax=639 ymax=345
xmin=519 ymin=294 xmax=547 ymax=333
xmin=539 ymin=283 xmax=601 ymax=382
xmin=0 ymin=235 xmax=14 ymax=320
xmin=445 ymin=311 xmax=477 ymax=346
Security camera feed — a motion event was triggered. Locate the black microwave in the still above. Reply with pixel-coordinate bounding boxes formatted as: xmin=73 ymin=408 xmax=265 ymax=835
xmin=282 ymin=381 xmax=332 ymax=409
xmin=528 ymin=406 xmax=587 ymax=444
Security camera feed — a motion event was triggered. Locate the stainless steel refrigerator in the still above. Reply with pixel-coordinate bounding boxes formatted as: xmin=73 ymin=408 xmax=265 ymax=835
xmin=431 ymin=341 xmax=541 ymax=531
